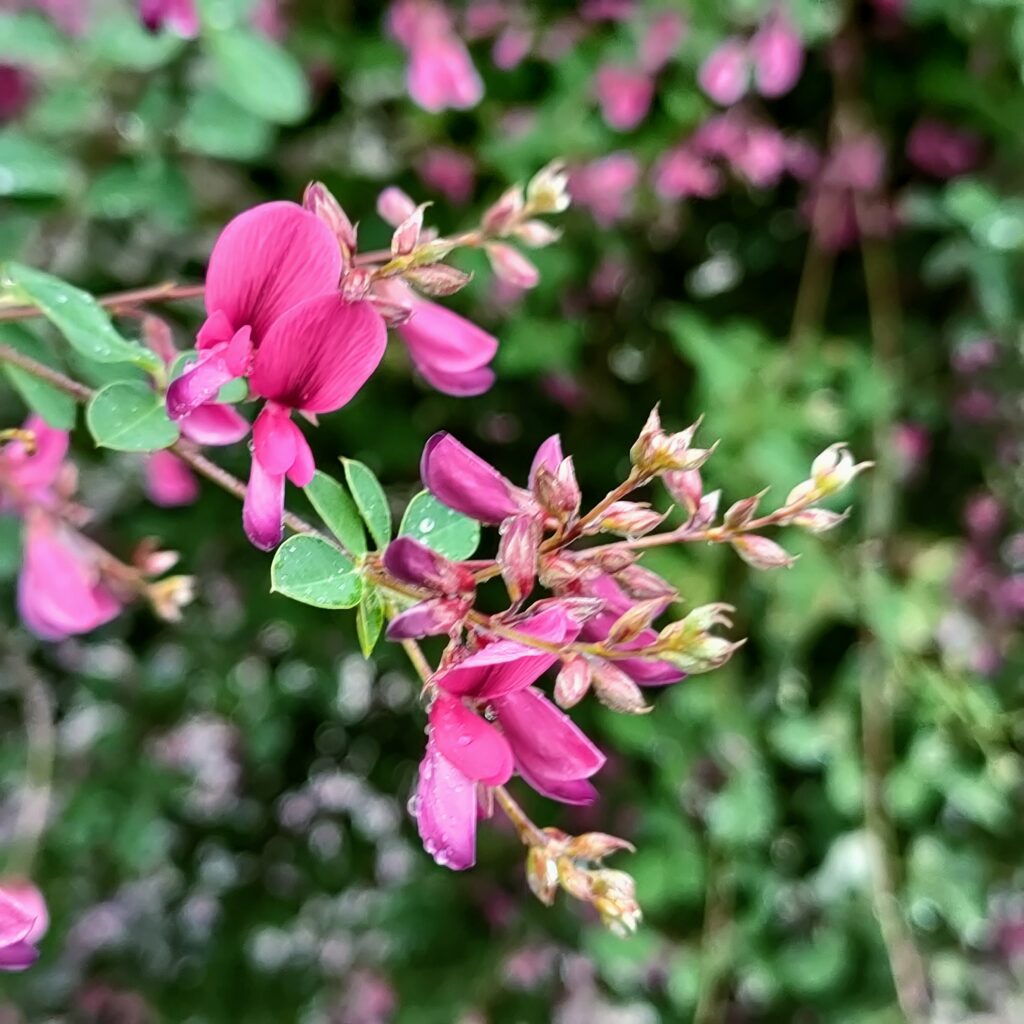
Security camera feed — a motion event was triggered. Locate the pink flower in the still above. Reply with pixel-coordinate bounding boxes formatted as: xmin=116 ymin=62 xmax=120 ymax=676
xmin=580 ymin=0 xmax=635 ymax=22
xmin=166 ymin=202 xmax=386 ymax=550
xmin=18 ymin=516 xmax=121 ymax=641
xmin=389 ymin=0 xmax=483 ymax=113
xmin=570 ymin=153 xmax=641 ymax=226
xmin=0 ymin=65 xmax=33 ymax=123
xmin=0 ymin=415 xmax=68 ymax=506
xmin=749 ymin=15 xmax=804 ymax=98
xmin=698 ymin=38 xmax=749 ymax=106
xmin=906 ymin=118 xmax=983 ymax=178
xmin=640 ymin=10 xmax=686 ymax=74
xmin=731 ymin=124 xmax=789 ymax=188
xmin=492 ymin=26 xmax=533 ymax=70
xmin=416 ymin=146 xmax=476 ymax=204
xmin=594 ymin=65 xmax=655 ymax=132
xmin=139 ymin=0 xmax=199 ymax=37
xmin=401 ymin=301 xmax=498 ymax=396
xmin=652 ymin=145 xmax=722 ymax=201
xmin=0 ymin=882 xmax=47 ymax=971
xmin=414 ymin=608 xmax=605 ymax=869
xmin=144 ymin=450 xmax=200 ymax=507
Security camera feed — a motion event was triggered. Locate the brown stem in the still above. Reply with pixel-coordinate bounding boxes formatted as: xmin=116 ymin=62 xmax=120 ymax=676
xmin=493 ymin=784 xmax=548 ymax=848
xmin=0 ymin=282 xmax=205 ymax=323
xmin=0 ymin=343 xmax=93 ymax=401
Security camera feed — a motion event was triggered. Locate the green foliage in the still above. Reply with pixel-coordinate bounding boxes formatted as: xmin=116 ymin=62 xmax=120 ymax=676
xmin=86 ymin=380 xmax=180 ymax=451
xmin=398 ymin=491 xmax=481 ymax=560
xmin=0 ymin=324 xmax=76 ymax=428
xmin=270 ymin=534 xmax=363 ymax=608
xmin=304 ymin=470 xmax=368 ymax=556
xmin=342 ymin=458 xmax=392 ymax=549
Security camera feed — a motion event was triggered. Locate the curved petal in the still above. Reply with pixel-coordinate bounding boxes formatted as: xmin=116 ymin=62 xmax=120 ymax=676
xmin=166 ymin=346 xmax=240 ymax=421
xmin=493 ymin=687 xmax=605 ymax=785
xmin=145 ymin=450 xmax=199 ymax=507
xmin=415 ymin=362 xmax=495 ymax=397
xmin=385 ymin=598 xmax=465 ymax=640
xmin=252 ymin=406 xmax=298 ymax=476
xmin=242 ymin=455 xmax=285 ymax=551
xmin=436 ymin=641 xmax=557 ymax=700
xmin=0 ymin=940 xmax=38 ymax=971
xmin=529 ymin=435 xmax=564 ymax=489
xmin=178 ymin=403 xmax=250 ymax=447
xmin=420 ymin=432 xmax=526 ymax=524
xmin=0 ymin=892 xmax=34 ymax=948
xmin=205 ymin=201 xmax=342 ymax=341
xmin=516 ymin=770 xmax=598 ymax=806
xmin=414 ymin=735 xmax=477 ymax=870
xmin=249 ymin=297 xmax=386 ymax=413
xmin=398 ymin=301 xmax=498 ymax=374
xmin=430 ymin=694 xmax=513 ymax=786
xmin=286 ymin=431 xmax=316 ymax=488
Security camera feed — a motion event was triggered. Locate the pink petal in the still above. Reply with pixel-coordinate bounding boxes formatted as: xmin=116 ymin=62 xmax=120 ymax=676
xmin=242 ymin=454 xmax=285 ymax=551
xmin=698 ymin=37 xmax=750 ymax=106
xmin=249 ymin=297 xmax=386 ymax=413
xmin=166 ymin=332 xmax=251 ymax=421
xmin=517 ymin=772 xmax=598 ymax=806
xmin=178 ymin=403 xmax=250 ymax=447
xmin=383 ymin=535 xmax=474 ymax=594
xmin=0 ymin=415 xmax=68 ymax=499
xmin=0 ymin=940 xmax=38 ymax=971
xmin=144 ymin=450 xmax=199 ymax=507
xmin=415 ymin=363 xmax=495 ymax=397
xmin=0 ymin=892 xmax=34 ymax=948
xmin=420 ymin=432 xmax=526 ymax=524
xmin=286 ymin=431 xmax=315 ymax=488
xmin=385 ymin=598 xmax=466 ymax=640
xmin=493 ymin=687 xmax=605 ymax=789
xmin=436 ymin=641 xmax=557 ymax=700
xmin=414 ymin=735 xmax=478 ymax=870
xmin=750 ymin=17 xmax=804 ymax=98
xmin=204 ymin=201 xmax=342 ymax=342
xmin=529 ymin=435 xmax=564 ymax=489
xmin=0 ymin=885 xmax=47 ymax=945
xmin=252 ymin=405 xmax=298 ymax=476
xmin=399 ymin=300 xmax=498 ymax=373
xmin=430 ymin=694 xmax=514 ymax=786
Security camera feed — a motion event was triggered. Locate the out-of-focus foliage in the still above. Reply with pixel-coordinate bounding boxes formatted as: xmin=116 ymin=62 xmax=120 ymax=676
xmin=0 ymin=0 xmax=1022 ymax=1021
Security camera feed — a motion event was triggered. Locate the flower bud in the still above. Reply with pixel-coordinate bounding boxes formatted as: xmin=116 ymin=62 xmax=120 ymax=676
xmin=527 ymin=160 xmax=571 ymax=214
xmin=386 ymin=597 xmax=469 ymax=640
xmin=482 ymin=184 xmax=525 ymax=235
xmin=555 ymin=656 xmax=593 ymax=709
xmin=790 ymin=507 xmax=849 ymax=533
xmin=402 ymin=264 xmax=473 ymax=297
xmin=731 ymin=535 xmax=796 ymax=570
xmin=133 ymin=539 xmax=180 ymax=576
xmin=515 ymin=219 xmax=562 ymax=247
xmin=303 ymin=181 xmax=357 ymax=258
xmin=663 ymin=469 xmax=703 ymax=516
xmin=630 ymin=407 xmax=715 ymax=476
xmin=486 ymin=242 xmax=540 ymax=289
xmin=687 ymin=489 xmax=721 ymax=532
xmin=579 ymin=547 xmax=636 ymax=574
xmin=606 ymin=597 xmax=670 ymax=645
xmin=532 ymin=458 xmax=581 ymax=520
xmin=591 ymin=659 xmax=651 ymax=714
xmin=538 ymin=554 xmax=578 ymax=590
xmin=615 ymin=564 xmax=676 ymax=601
xmin=498 ymin=513 xmax=542 ymax=603
xmin=590 ymin=868 xmax=642 ymax=936
xmin=598 ymin=501 xmax=666 ymax=538
xmin=810 ymin=443 xmax=872 ymax=497
xmin=341 ymin=267 xmax=373 ymax=303
xmin=377 ymin=186 xmax=417 ymax=228
xmin=147 ymin=575 xmax=196 ymax=622
xmin=142 ymin=314 xmax=176 ymax=365
xmin=723 ymin=492 xmax=764 ymax=530
xmin=369 ymin=285 xmax=415 ymax=327
xmin=526 ymin=846 xmax=559 ymax=906
xmin=564 ymin=832 xmax=635 ymax=861
xmin=657 ymin=633 xmax=744 ymax=674
xmin=391 ymin=202 xmax=430 ymax=257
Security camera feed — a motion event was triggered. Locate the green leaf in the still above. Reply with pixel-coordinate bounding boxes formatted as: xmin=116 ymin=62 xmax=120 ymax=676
xmin=342 ymin=459 xmax=391 ymax=549
xmin=0 ymin=517 xmax=22 ymax=581
xmin=398 ymin=491 xmax=480 ymax=560
xmin=85 ymin=161 xmax=194 ymax=231
xmin=86 ymin=381 xmax=179 ymax=452
xmin=87 ymin=14 xmax=186 ymax=70
xmin=177 ymin=90 xmax=273 ymax=161
xmin=0 ymin=13 xmax=69 ymax=67
xmin=3 ymin=263 xmax=162 ymax=374
xmin=0 ymin=131 xmax=77 ymax=197
xmin=270 ymin=535 xmax=363 ymax=610
xmin=356 ymin=587 xmax=385 ymax=657
xmin=304 ymin=471 xmax=367 ymax=557
xmin=206 ymin=28 xmax=310 ymax=125
xmin=0 ymin=325 xmax=76 ymax=429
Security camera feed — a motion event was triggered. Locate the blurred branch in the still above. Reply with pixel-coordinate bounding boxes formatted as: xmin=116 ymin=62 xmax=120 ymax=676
xmin=0 ymin=282 xmax=204 ymax=323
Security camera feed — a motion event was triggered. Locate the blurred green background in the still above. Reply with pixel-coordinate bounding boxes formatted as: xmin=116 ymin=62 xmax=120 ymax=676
xmin=0 ymin=0 xmax=1022 ymax=1021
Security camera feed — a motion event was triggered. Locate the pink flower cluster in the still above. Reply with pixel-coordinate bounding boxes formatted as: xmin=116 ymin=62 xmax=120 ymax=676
xmin=699 ymin=14 xmax=804 ymax=106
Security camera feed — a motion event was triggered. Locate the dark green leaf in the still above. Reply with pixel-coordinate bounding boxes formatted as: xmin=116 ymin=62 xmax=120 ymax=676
xmin=270 ymin=535 xmax=363 ymax=609
xmin=0 ymin=131 xmax=77 ymax=197
xmin=342 ymin=458 xmax=391 ymax=549
xmin=356 ymin=587 xmax=385 ymax=657
xmin=304 ymin=471 xmax=367 ymax=556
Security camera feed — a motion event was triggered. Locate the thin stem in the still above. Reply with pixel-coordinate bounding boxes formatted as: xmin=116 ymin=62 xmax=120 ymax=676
xmin=493 ymin=784 xmax=548 ymax=848
xmin=0 ymin=282 xmax=205 ymax=323
xmin=0 ymin=343 xmax=93 ymax=401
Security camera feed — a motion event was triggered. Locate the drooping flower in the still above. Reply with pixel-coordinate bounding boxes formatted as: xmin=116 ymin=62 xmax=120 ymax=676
xmin=166 ymin=202 xmax=387 ymax=549
xmin=0 ymin=882 xmax=47 ymax=972
xmin=414 ymin=608 xmax=605 ymax=869
xmin=139 ymin=0 xmax=199 ymax=37
xmin=388 ymin=0 xmax=483 ymax=113
xmin=594 ymin=65 xmax=655 ymax=132
xmin=144 ymin=450 xmax=200 ymax=507
xmin=17 ymin=514 xmax=121 ymax=641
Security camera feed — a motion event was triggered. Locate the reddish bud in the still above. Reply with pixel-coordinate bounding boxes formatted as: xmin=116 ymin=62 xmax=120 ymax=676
xmin=565 ymin=832 xmax=636 ymax=861
xmin=731 ymin=535 xmax=796 ymax=570
xmin=498 ymin=513 xmax=542 ymax=603
xmin=591 ymin=660 xmax=652 ymax=714
xmin=142 ymin=314 xmax=176 ymax=365
xmin=482 ymin=184 xmax=525 ymax=235
xmin=402 ymin=264 xmax=472 ymax=297
xmin=790 ymin=507 xmax=849 ymax=533
xmin=615 ymin=564 xmax=676 ymax=601
xmin=532 ymin=457 xmax=581 ymax=520
xmin=341 ymin=268 xmax=374 ymax=302
xmin=580 ymin=547 xmax=637 ymax=574
xmin=630 ymin=407 xmax=715 ymax=476
xmin=688 ymin=489 xmax=722 ymax=532
xmin=486 ymin=242 xmax=540 ymax=289
xmin=598 ymin=501 xmax=666 ymax=538
xmin=515 ymin=219 xmax=562 ymax=247
xmin=723 ymin=492 xmax=764 ymax=530
xmin=664 ymin=469 xmax=703 ymax=516
xmin=377 ymin=186 xmax=417 ymax=227
xmin=555 ymin=656 xmax=593 ymax=709
xmin=391 ymin=202 xmax=430 ymax=257
xmin=303 ymin=181 xmax=357 ymax=259
xmin=605 ymin=597 xmax=671 ymax=645
xmin=386 ymin=597 xmax=468 ymax=639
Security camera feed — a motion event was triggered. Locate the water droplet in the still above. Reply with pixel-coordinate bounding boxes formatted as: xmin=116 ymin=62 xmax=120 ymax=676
xmin=456 ymin=735 xmax=472 ymax=747
xmin=406 ymin=794 xmax=418 ymax=817
xmin=418 ymin=517 xmax=435 ymax=534
xmin=54 ymin=294 xmax=68 ymax=304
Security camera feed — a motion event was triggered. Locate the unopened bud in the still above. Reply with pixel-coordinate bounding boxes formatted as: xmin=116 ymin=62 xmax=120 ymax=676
xmin=134 ymin=541 xmax=181 ymax=576
xmin=810 ymin=443 xmax=872 ymax=497
xmin=526 ymin=160 xmax=571 ymax=214
xmin=498 ymin=513 xmax=541 ymax=603
xmin=482 ymin=184 xmax=525 ymax=235
xmin=538 ymin=554 xmax=578 ymax=590
xmin=790 ymin=507 xmax=849 ymax=533
xmin=526 ymin=846 xmax=559 ymax=906
xmin=402 ymin=264 xmax=472 ymax=297
xmin=303 ymin=181 xmax=357 ymax=257
xmin=486 ymin=242 xmax=540 ymax=289
xmin=658 ymin=634 xmax=744 ymax=675
xmin=590 ymin=868 xmax=642 ymax=936
xmin=148 ymin=575 xmax=196 ymax=622
xmin=687 ymin=489 xmax=721 ymax=533
xmin=555 ymin=656 xmax=592 ymax=709
xmin=630 ymin=407 xmax=715 ymax=476
xmin=515 ymin=219 xmax=562 ymax=247
xmin=391 ymin=202 xmax=430 ymax=257
xmin=341 ymin=268 xmax=373 ymax=302
xmin=142 ymin=314 xmax=176 ymax=365
xmin=532 ymin=458 xmax=581 ymax=520
xmin=564 ymin=832 xmax=636 ymax=861
xmin=723 ymin=492 xmax=764 ymax=530
xmin=598 ymin=501 xmax=666 ymax=538
xmin=591 ymin=660 xmax=651 ymax=714
xmin=377 ymin=186 xmax=417 ymax=228
xmin=606 ymin=597 xmax=670 ymax=645
xmin=663 ymin=469 xmax=703 ymax=516
xmin=615 ymin=564 xmax=676 ymax=601
xmin=582 ymin=547 xmax=637 ymax=574
xmin=731 ymin=534 xmax=796 ymax=570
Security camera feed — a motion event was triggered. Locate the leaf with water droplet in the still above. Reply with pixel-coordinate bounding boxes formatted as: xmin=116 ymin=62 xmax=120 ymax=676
xmin=304 ymin=470 xmax=366 ymax=557
xmin=399 ymin=491 xmax=480 ymax=560
xmin=270 ymin=535 xmax=363 ymax=609
xmin=356 ymin=586 xmax=384 ymax=658
xmin=86 ymin=380 xmax=179 ymax=452
xmin=342 ymin=458 xmax=391 ymax=549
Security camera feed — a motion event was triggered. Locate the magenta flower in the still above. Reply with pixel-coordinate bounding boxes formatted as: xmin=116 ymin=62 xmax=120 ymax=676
xmin=652 ymin=145 xmax=722 ymax=201
xmin=416 ymin=146 xmax=476 ymax=204
xmin=18 ymin=515 xmax=121 ymax=641
xmin=0 ymin=415 xmax=68 ymax=506
xmin=640 ymin=10 xmax=686 ymax=74
xmin=166 ymin=202 xmax=387 ymax=549
xmin=388 ymin=0 xmax=483 ymax=113
xmin=906 ymin=118 xmax=983 ymax=178
xmin=0 ymin=882 xmax=47 ymax=971
xmin=698 ymin=38 xmax=749 ymax=106
xmin=570 ymin=153 xmax=641 ymax=226
xmin=749 ymin=15 xmax=804 ymax=98
xmin=144 ymin=450 xmax=200 ymax=507
xmin=594 ymin=65 xmax=655 ymax=132
xmin=415 ymin=608 xmax=605 ymax=869
xmin=139 ymin=0 xmax=199 ymax=37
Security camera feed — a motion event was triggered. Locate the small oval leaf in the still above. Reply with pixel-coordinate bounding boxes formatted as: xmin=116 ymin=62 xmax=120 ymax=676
xmin=342 ymin=458 xmax=391 ymax=549
xmin=399 ymin=491 xmax=481 ymax=560
xmin=87 ymin=381 xmax=179 ymax=452
xmin=304 ymin=470 xmax=366 ymax=557
xmin=271 ymin=535 xmax=363 ymax=610
xmin=356 ymin=587 xmax=385 ymax=658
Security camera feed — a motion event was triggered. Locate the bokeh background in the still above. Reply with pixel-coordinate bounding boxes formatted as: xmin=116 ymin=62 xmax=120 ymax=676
xmin=1 ymin=0 xmax=1023 ymax=1021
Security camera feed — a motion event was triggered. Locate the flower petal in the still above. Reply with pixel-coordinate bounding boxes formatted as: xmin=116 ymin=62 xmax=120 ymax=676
xmin=144 ymin=450 xmax=199 ymax=507
xmin=414 ymin=735 xmax=477 ymax=870
xmin=178 ymin=403 xmax=250 ymax=447
xmin=242 ymin=455 xmax=285 ymax=551
xmin=430 ymin=694 xmax=513 ymax=786
xmin=249 ymin=297 xmax=386 ymax=413
xmin=415 ymin=362 xmax=495 ymax=397
xmin=529 ymin=435 xmax=564 ymax=489
xmin=0 ymin=940 xmax=38 ymax=971
xmin=166 ymin=336 xmax=249 ymax=422
xmin=0 ymin=415 xmax=68 ymax=499
xmin=252 ymin=406 xmax=298 ymax=476
xmin=398 ymin=301 xmax=498 ymax=374
xmin=205 ymin=201 xmax=342 ymax=341
xmin=436 ymin=641 xmax=557 ymax=700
